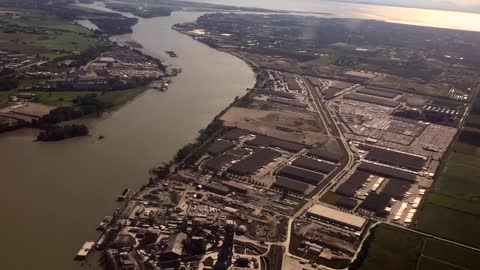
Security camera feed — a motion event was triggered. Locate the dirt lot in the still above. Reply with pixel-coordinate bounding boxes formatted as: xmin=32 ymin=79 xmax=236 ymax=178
xmin=11 ymin=102 xmax=55 ymax=117
xmin=399 ymin=94 xmax=430 ymax=108
xmin=221 ymin=107 xmax=327 ymax=145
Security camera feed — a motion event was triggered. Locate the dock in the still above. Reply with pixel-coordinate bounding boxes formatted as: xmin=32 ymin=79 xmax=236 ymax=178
xmin=76 ymin=241 xmax=95 ymax=260
xmin=117 ymin=188 xmax=130 ymax=201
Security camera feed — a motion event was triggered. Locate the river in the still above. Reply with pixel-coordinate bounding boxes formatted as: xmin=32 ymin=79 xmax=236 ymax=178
xmin=1 ymin=0 xmax=479 ymax=269
xmin=0 ymin=7 xmax=254 ymax=270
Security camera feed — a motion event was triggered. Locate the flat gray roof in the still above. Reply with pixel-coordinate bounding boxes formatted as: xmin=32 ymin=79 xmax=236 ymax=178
xmin=307 ymin=204 xmax=366 ymax=229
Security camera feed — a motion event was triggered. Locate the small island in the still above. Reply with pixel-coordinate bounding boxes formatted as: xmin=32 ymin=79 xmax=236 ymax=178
xmin=165 ymin=50 xmax=178 ymax=58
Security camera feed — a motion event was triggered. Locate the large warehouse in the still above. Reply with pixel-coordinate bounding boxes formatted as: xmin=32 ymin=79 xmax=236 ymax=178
xmin=278 ymin=165 xmax=324 ymax=185
xmin=227 ymin=148 xmax=280 ymax=176
xmin=306 ymin=204 xmax=367 ymax=231
xmin=365 ymin=147 xmax=426 ymax=171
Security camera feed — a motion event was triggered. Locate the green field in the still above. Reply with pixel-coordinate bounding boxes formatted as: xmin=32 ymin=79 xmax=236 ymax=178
xmin=353 ymin=224 xmax=480 ymax=270
xmin=417 ymin=203 xmax=480 ymax=248
xmin=98 ymin=87 xmax=148 ymax=109
xmin=433 ymin=163 xmax=480 ymax=201
xmin=353 ymin=225 xmax=422 ymax=270
xmin=415 ymin=97 xmax=480 ymax=248
xmin=1 ymin=87 xmax=148 ymax=110
xmin=422 ymin=239 xmax=480 ymax=270
xmin=416 ymin=142 xmax=480 ymax=248
xmin=0 ymin=8 xmax=98 ymax=59
xmin=417 ymin=257 xmax=459 ymax=270
xmin=427 ymin=193 xmax=480 ymax=215
xmin=376 ymin=75 xmax=450 ymax=97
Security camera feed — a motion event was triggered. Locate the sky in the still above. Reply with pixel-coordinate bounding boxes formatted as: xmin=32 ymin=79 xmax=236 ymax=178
xmin=339 ymin=0 xmax=480 ymax=13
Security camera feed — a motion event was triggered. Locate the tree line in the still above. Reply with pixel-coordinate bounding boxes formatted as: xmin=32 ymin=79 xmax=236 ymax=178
xmin=34 ymin=94 xmax=111 ymax=141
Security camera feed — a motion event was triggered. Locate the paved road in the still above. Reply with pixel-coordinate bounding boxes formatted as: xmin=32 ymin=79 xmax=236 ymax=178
xmin=280 ymin=76 xmax=480 ymax=270
xmin=299 ymin=76 xmax=356 ymax=200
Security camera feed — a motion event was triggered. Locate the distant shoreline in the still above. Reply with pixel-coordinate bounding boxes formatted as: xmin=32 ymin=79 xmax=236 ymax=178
xmin=323 ymin=0 xmax=480 ymax=15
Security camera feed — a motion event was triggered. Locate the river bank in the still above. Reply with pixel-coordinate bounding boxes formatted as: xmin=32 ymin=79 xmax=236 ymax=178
xmin=0 ymin=8 xmax=255 ymax=269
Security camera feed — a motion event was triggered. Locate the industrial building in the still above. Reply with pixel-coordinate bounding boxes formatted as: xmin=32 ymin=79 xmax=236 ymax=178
xmin=278 ymin=166 xmax=324 ymax=185
xmin=222 ymin=181 xmax=248 ymax=194
xmin=306 ymin=204 xmax=367 ymax=231
xmin=202 ymin=182 xmax=231 ymax=196
xmin=359 ymin=193 xmax=391 ymax=216
xmin=256 ymin=89 xmax=296 ymax=99
xmin=245 ymin=135 xmax=305 ymax=153
xmin=379 ymin=179 xmax=411 ymax=199
xmin=207 ymin=140 xmax=236 ymax=156
xmin=344 ymin=93 xmax=400 ymax=107
xmin=335 ymin=196 xmax=358 ymax=210
xmin=284 ymin=74 xmax=301 ymax=90
xmin=292 ymin=156 xmax=336 ymax=174
xmin=358 ymin=163 xmax=417 ymax=183
xmin=335 ymin=171 xmax=371 ymax=197
xmin=365 ymin=147 xmax=426 ymax=171
xmin=204 ymin=154 xmax=234 ymax=173
xmin=267 ymin=97 xmax=308 ymax=108
xmin=273 ymin=176 xmax=310 ymax=194
xmin=307 ymin=147 xmax=345 ymax=163
xmin=227 ymin=148 xmax=280 ymax=176
xmin=221 ymin=128 xmax=250 ymax=142
xmin=357 ymin=87 xmax=402 ymax=99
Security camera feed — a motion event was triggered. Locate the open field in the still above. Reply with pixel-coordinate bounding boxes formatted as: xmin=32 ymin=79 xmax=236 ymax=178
xmin=0 ymin=31 xmax=97 ymax=60
xmin=35 ymin=91 xmax=96 ymax=106
xmin=1 ymin=87 xmax=147 ymax=110
xmin=399 ymin=93 xmax=430 ymax=108
xmin=433 ymin=163 xmax=480 ymax=201
xmin=375 ymin=75 xmax=451 ymax=97
xmin=0 ymin=8 xmax=98 ymax=59
xmin=417 ymin=257 xmax=458 ymax=270
xmin=447 ymin=151 xmax=480 ymax=166
xmin=97 ymin=86 xmax=148 ymax=109
xmin=426 ymin=193 xmax=480 ymax=215
xmin=353 ymin=224 xmax=480 ymax=270
xmin=417 ymin=203 xmax=480 ymax=248
xmin=353 ymin=225 xmax=422 ymax=270
xmin=422 ymin=239 xmax=480 ymax=270
xmin=415 ymin=94 xmax=480 ymax=247
xmin=220 ymin=106 xmax=327 ymax=145
xmin=1 ymin=8 xmax=91 ymax=34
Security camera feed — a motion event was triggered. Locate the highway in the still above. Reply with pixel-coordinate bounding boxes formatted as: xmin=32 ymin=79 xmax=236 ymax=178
xmin=299 ymin=76 xmax=356 ymax=201
xmin=278 ymin=76 xmax=358 ymax=270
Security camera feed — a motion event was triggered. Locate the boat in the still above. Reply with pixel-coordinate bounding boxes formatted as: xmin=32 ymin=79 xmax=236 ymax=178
xmin=117 ymin=188 xmax=130 ymax=201
xmin=75 ymin=241 xmax=95 ymax=260
xmin=96 ymin=216 xmax=112 ymax=231
xmin=165 ymin=50 xmax=178 ymax=57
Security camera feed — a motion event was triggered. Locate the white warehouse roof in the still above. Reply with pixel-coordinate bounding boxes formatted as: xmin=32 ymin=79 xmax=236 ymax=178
xmin=307 ymin=204 xmax=366 ymax=230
